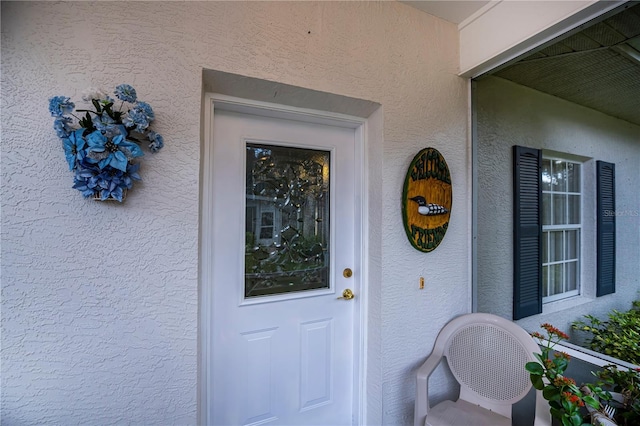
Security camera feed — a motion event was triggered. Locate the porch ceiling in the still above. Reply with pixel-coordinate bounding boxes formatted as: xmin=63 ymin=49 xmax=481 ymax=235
xmin=403 ymin=1 xmax=640 ymax=127
xmin=489 ymin=2 xmax=640 ymax=127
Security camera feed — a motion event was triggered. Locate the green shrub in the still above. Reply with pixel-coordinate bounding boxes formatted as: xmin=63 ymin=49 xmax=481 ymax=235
xmin=591 ymin=364 xmax=640 ymax=426
xmin=572 ymin=301 xmax=640 ymax=364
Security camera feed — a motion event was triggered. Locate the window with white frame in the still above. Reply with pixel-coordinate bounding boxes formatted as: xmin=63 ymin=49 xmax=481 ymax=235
xmin=513 ymin=146 xmax=614 ymax=319
xmin=541 ymin=157 xmax=581 ymax=302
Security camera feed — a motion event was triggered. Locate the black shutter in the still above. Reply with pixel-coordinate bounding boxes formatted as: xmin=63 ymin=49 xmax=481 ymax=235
xmin=597 ymin=161 xmax=616 ymax=297
xmin=513 ymin=146 xmax=542 ymax=320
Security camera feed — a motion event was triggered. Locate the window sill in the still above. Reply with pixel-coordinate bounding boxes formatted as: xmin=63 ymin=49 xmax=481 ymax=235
xmin=543 ymin=340 xmax=639 ymax=370
xmin=542 ymin=294 xmax=593 ymax=315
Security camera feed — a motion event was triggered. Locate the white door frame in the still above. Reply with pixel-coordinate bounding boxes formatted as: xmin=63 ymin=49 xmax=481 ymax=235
xmin=199 ymin=93 xmax=369 ymax=425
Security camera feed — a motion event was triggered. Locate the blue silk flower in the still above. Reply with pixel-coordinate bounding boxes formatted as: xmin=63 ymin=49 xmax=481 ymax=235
xmin=86 ymin=131 xmax=144 ymax=172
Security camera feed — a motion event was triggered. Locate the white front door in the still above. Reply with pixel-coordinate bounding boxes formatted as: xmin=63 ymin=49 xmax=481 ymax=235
xmin=208 ymin=104 xmax=360 ymax=426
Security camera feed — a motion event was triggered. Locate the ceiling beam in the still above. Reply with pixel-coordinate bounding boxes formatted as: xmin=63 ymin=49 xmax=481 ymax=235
xmin=459 ymin=0 xmax=628 ymax=78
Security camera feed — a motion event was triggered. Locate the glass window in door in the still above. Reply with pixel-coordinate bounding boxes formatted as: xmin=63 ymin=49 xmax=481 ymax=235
xmin=245 ymin=143 xmax=330 ymax=298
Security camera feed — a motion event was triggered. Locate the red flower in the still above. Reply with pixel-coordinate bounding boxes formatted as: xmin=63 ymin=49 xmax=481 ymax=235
xmin=541 ymin=323 xmax=569 ymax=340
xmin=562 ymin=392 xmax=584 ymax=407
xmin=554 ymin=376 xmax=576 ymax=387
xmin=531 ymin=331 xmax=544 ymax=339
xmin=554 ymin=351 xmax=571 ymax=360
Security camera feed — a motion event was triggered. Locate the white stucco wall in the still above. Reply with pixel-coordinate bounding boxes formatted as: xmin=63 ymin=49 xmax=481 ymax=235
xmin=476 ymin=76 xmax=640 ymax=335
xmin=1 ymin=2 xmax=470 ymax=425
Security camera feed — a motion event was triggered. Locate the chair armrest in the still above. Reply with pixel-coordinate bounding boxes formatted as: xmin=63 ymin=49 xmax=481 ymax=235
xmin=414 ymin=353 xmax=443 ymax=426
xmin=533 ymin=389 xmax=552 ymax=426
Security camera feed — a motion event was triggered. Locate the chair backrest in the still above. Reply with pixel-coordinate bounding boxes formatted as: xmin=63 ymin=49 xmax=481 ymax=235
xmin=439 ymin=313 xmax=540 ymax=411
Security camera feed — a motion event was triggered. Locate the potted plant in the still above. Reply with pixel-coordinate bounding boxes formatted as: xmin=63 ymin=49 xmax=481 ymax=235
xmin=526 ymin=323 xmax=601 ymax=426
xmin=527 ymin=323 xmax=640 ymax=426
xmin=585 ymin=365 xmax=640 ymax=426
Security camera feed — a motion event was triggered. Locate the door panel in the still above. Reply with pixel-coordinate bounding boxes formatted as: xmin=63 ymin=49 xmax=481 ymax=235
xmin=300 ymin=318 xmax=332 ymax=410
xmin=210 ymin=109 xmax=357 ymax=426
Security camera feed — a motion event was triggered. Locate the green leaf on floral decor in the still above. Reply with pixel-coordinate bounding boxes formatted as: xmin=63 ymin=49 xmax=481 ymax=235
xmin=80 ymin=111 xmax=92 ymax=129
xmin=104 ymin=104 xmax=114 ymax=119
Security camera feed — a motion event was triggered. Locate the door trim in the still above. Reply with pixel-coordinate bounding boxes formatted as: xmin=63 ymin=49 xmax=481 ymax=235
xmin=199 ymin=93 xmax=369 ymax=425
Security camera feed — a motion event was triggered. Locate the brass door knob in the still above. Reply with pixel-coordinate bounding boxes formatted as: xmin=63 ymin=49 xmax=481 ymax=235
xmin=343 ymin=268 xmax=353 ymax=278
xmin=337 ymin=289 xmax=355 ymax=300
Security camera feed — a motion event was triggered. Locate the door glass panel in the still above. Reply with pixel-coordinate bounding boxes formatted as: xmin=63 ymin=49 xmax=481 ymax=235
xmin=244 ymin=143 xmax=330 ymax=298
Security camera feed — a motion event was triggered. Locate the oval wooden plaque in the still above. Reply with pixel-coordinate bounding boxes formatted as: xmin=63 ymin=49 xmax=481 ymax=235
xmin=402 ymin=148 xmax=452 ymax=252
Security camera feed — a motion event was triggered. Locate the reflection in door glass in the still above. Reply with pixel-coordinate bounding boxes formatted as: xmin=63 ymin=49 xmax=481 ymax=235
xmin=245 ymin=143 xmax=330 ymax=298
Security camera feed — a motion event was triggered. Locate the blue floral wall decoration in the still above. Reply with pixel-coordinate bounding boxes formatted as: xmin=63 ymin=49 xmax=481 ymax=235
xmin=49 ymin=84 xmax=164 ymax=202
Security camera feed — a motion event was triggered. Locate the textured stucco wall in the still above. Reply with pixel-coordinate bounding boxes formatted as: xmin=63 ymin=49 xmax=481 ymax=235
xmin=476 ymin=76 xmax=640 ymax=335
xmin=1 ymin=2 xmax=469 ymax=425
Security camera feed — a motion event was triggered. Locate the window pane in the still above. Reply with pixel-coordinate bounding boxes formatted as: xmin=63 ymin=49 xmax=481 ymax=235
xmin=261 ymin=212 xmax=273 ymax=226
xmin=568 ymin=195 xmax=580 ymax=224
xmin=550 ymin=231 xmax=563 ymax=262
xmin=542 ymin=193 xmax=552 ymax=225
xmin=549 ymin=264 xmax=563 ymax=295
xmin=565 ymin=230 xmax=578 ymax=260
xmin=542 ymin=159 xmax=552 ymax=191
xmin=245 ymin=144 xmax=330 ymax=298
xmin=567 ymin=163 xmax=580 ymax=193
xmin=553 ymin=194 xmax=566 ymax=225
xmin=542 ymin=231 xmax=549 ymax=262
xmin=554 ymin=160 xmax=566 ymax=191
xmin=259 ymin=226 xmax=273 ymax=239
xmin=565 ymin=262 xmax=578 ymax=291
xmin=542 ymin=265 xmax=549 ymax=297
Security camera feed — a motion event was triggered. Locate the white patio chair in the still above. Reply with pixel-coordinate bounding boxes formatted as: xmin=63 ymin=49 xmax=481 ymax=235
xmin=414 ymin=313 xmax=551 ymax=426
